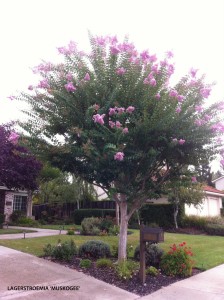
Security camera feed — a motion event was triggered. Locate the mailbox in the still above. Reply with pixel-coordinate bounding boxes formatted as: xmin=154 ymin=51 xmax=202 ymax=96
xmin=139 ymin=225 xmax=164 ymax=284
xmin=140 ymin=226 xmax=164 ymax=243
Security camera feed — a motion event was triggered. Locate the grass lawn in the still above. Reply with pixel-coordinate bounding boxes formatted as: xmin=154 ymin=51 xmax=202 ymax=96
xmin=0 ymin=230 xmax=223 ymax=270
xmin=0 ymin=228 xmax=37 ymax=235
xmin=39 ymin=224 xmax=81 ymax=230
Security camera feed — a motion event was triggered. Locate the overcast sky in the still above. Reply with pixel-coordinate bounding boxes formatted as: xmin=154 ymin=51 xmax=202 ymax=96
xmin=0 ymin=0 xmax=223 ymax=125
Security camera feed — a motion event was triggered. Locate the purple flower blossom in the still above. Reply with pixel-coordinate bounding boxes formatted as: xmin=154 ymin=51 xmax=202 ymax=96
xmin=64 ymin=82 xmax=76 ymax=92
xmin=177 ymin=95 xmax=184 ymax=102
xmin=114 ymin=152 xmax=124 ymax=161
xmin=179 ymin=139 xmax=185 ymax=145
xmin=28 ymin=85 xmax=33 ymax=91
xmin=218 ymin=102 xmax=224 ymax=110
xmin=140 ymin=50 xmax=150 ymax=61
xmin=191 ymin=176 xmax=197 ymax=183
xmin=66 ymin=73 xmax=73 ymax=81
xmin=109 ymin=107 xmax=117 ymax=116
xmin=109 ymin=120 xmax=115 ymax=128
xmin=195 ymin=105 xmax=203 ymax=113
xmin=122 ymin=127 xmax=129 ymax=134
xmin=143 ymin=78 xmax=150 ymax=85
xmin=160 ymin=60 xmax=168 ymax=67
xmin=93 ymin=104 xmax=100 ymax=111
xmin=195 ymin=119 xmax=203 ymax=126
xmin=167 ymin=64 xmax=175 ymax=75
xmin=8 ymin=132 xmax=20 ymax=144
xmin=155 ymin=93 xmax=161 ymax=100
xmin=117 ymin=107 xmax=125 ymax=114
xmin=166 ymin=50 xmax=174 ymax=58
xmin=188 ymin=80 xmax=197 ymax=87
xmin=116 ymin=67 xmax=126 ymax=75
xmin=84 ymin=73 xmax=90 ymax=81
xmin=149 ymin=78 xmax=156 ymax=86
xmin=126 ymin=106 xmax=135 ymax=113
xmin=115 ymin=121 xmax=122 ymax=128
xmin=118 ymin=42 xmax=134 ymax=53
xmin=176 ymin=106 xmax=181 ymax=113
xmin=110 ymin=46 xmax=120 ymax=55
xmin=93 ymin=114 xmax=105 ymax=125
xmin=38 ymin=79 xmax=49 ymax=89
xmin=169 ymin=90 xmax=178 ymax=98
xmin=151 ymin=64 xmax=159 ymax=73
xmin=149 ymin=54 xmax=157 ymax=62
xmin=95 ymin=36 xmax=107 ymax=46
xmin=200 ymin=88 xmax=211 ymax=98
xmin=204 ymin=114 xmax=211 ymax=122
xmin=190 ymin=68 xmax=198 ymax=78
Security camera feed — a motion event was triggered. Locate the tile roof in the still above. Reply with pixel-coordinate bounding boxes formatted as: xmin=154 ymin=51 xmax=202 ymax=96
xmin=204 ymin=186 xmax=224 ymax=194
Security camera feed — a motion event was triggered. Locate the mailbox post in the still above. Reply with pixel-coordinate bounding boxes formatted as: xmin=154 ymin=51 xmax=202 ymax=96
xmin=139 ymin=224 xmax=164 ymax=284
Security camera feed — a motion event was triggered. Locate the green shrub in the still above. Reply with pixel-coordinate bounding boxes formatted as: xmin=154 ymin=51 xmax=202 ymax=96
xmin=204 ymin=224 xmax=224 ymax=236
xmin=0 ymin=214 xmax=4 ymax=228
xmin=140 ymin=204 xmax=184 ymax=228
xmin=80 ymin=217 xmax=101 ymax=235
xmin=134 ymin=243 xmax=164 ymax=267
xmin=79 ymin=259 xmax=92 ymax=268
xmin=10 ymin=210 xmax=25 ymax=222
xmin=100 ymin=218 xmax=114 ymax=232
xmin=160 ymin=242 xmax=195 ymax=277
xmin=67 ymin=229 xmax=75 ymax=235
xmin=72 ymin=209 xmax=116 ymax=225
xmin=115 ymin=260 xmax=139 ymax=280
xmin=79 ymin=240 xmax=111 ymax=258
xmin=146 ymin=266 xmax=159 ymax=276
xmin=108 ymin=225 xmax=120 ymax=236
xmin=43 ymin=239 xmax=77 ymax=262
xmin=181 ymin=215 xmax=207 ymax=230
xmin=96 ymin=258 xmax=113 ymax=268
xmin=15 ymin=216 xmax=40 ymax=227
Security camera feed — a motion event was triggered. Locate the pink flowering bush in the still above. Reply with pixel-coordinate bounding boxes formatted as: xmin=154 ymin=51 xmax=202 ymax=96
xmin=14 ymin=33 xmax=224 ymax=262
xmin=160 ymin=242 xmax=195 ymax=277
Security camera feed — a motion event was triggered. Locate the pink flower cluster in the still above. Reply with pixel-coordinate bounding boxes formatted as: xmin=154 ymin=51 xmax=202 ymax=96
xmin=38 ymin=79 xmax=49 ymax=89
xmin=200 ymin=88 xmax=211 ymax=98
xmin=109 ymin=106 xmax=135 ymax=116
xmin=58 ymin=41 xmax=77 ymax=55
xmin=65 ymin=82 xmax=76 ymax=92
xmin=93 ymin=114 xmax=105 ymax=125
xmin=114 ymin=152 xmax=124 ymax=161
xmin=8 ymin=132 xmax=20 ymax=144
xmin=172 ymin=138 xmax=185 ymax=145
xmin=169 ymin=90 xmax=184 ymax=102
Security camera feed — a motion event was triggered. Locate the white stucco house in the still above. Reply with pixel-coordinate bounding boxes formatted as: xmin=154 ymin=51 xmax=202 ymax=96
xmin=185 ymin=186 xmax=224 ymax=217
xmin=148 ymin=186 xmax=224 ymax=217
xmin=212 ymin=176 xmax=224 ymax=191
xmin=0 ymin=186 xmax=28 ymax=222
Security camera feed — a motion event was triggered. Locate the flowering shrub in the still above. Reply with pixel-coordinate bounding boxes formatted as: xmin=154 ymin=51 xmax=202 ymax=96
xmin=160 ymin=242 xmax=195 ymax=277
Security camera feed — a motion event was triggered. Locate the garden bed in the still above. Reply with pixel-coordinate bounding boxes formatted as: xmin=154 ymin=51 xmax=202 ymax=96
xmin=47 ymin=257 xmax=202 ymax=296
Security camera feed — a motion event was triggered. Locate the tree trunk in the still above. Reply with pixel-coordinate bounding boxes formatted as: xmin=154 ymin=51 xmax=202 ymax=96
xmin=116 ymin=201 xmax=120 ymax=226
xmin=118 ymin=194 xmax=128 ymax=262
xmin=26 ymin=190 xmax=33 ymax=218
xmin=174 ymin=203 xmax=179 ymax=229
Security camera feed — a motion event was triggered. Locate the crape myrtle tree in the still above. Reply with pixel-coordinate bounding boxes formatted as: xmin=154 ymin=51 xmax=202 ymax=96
xmin=16 ymin=34 xmax=224 ymax=261
xmin=0 ymin=125 xmax=42 ymax=216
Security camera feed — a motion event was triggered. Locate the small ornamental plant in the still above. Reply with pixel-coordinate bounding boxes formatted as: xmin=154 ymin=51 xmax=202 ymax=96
xmin=160 ymin=242 xmax=195 ymax=277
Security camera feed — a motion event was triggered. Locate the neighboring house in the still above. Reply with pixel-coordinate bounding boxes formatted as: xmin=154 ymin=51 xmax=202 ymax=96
xmin=0 ymin=186 xmax=28 ymax=222
xmin=148 ymin=186 xmax=224 ymax=217
xmin=184 ymin=186 xmax=224 ymax=217
xmin=212 ymin=176 xmax=224 ymax=191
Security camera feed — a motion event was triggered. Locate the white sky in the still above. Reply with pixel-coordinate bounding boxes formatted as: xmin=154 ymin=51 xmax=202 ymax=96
xmin=0 ymin=0 xmax=223 ymax=125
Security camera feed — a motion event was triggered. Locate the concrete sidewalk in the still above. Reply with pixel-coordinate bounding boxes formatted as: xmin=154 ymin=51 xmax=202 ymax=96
xmin=0 ymin=226 xmax=67 ymax=239
xmin=0 ymin=246 xmax=138 ymax=300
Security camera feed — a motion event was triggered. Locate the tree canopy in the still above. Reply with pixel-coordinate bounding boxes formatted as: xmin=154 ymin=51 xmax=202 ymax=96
xmin=16 ymin=34 xmax=224 ymax=260
xmin=0 ymin=125 xmax=42 ymax=190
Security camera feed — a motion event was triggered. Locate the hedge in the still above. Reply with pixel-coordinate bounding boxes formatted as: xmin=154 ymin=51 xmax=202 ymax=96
xmin=0 ymin=214 xmax=4 ymax=229
xmin=72 ymin=209 xmax=116 ymax=225
xmin=139 ymin=204 xmax=184 ymax=229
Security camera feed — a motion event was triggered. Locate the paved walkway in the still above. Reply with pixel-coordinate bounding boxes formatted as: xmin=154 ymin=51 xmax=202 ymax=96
xmin=0 ymin=228 xmax=224 ymax=299
xmin=0 ymin=226 xmax=67 ymax=239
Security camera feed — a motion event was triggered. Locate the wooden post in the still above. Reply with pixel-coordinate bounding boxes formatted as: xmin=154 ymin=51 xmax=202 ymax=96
xmin=139 ymin=224 xmax=146 ymax=284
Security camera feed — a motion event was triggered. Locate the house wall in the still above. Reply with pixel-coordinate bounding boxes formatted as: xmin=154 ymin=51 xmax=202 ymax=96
xmin=4 ymin=192 xmax=14 ymax=222
xmin=185 ymin=195 xmax=222 ymax=217
xmin=214 ymin=177 xmax=224 ymax=191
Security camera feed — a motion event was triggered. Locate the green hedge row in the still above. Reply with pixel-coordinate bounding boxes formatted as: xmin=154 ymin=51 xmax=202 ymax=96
xmin=139 ymin=204 xmax=184 ymax=229
xmin=72 ymin=209 xmax=116 ymax=225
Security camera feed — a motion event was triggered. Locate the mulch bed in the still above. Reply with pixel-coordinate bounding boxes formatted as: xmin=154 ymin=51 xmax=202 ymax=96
xmin=48 ymin=257 xmax=202 ymax=296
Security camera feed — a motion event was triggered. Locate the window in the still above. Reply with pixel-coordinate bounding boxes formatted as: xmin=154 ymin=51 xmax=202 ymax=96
xmin=13 ymin=195 xmax=27 ymax=211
